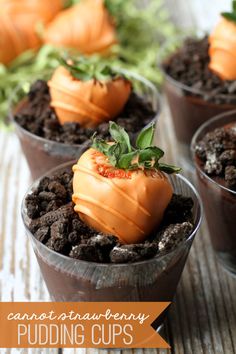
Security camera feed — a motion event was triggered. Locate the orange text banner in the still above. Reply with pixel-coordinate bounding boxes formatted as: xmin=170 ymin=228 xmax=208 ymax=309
xmin=0 ymin=302 xmax=170 ymax=349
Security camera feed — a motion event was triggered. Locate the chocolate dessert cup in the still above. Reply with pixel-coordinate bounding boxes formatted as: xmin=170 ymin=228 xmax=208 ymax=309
xmin=10 ymin=71 xmax=160 ymax=180
xmin=21 ymin=161 xmax=202 ymax=328
xmin=161 ymin=37 xmax=236 ymax=159
xmin=191 ymin=110 xmax=236 ymax=274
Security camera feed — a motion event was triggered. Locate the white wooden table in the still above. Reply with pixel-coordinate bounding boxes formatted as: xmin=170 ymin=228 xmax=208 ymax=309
xmin=165 ymin=0 xmax=231 ymax=32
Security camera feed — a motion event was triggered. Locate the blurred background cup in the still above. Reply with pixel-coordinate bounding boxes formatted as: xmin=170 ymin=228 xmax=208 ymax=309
xmin=9 ymin=71 xmax=161 ymax=181
xmin=160 ymin=36 xmax=236 ymax=167
xmin=21 ymin=161 xmax=202 ymax=329
xmin=191 ymin=110 xmax=236 ymax=275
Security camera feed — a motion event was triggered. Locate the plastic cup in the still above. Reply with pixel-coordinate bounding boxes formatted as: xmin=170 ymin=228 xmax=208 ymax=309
xmin=21 ymin=161 xmax=202 ymax=328
xmin=191 ymin=110 xmax=236 ymax=275
xmin=160 ymin=37 xmax=236 ymax=161
xmin=9 ymin=71 xmax=161 ymax=180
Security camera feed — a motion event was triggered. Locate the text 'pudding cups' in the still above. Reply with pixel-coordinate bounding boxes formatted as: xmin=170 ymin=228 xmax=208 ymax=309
xmin=21 ymin=161 xmax=202 ymax=329
xmin=10 ymin=70 xmax=161 ymax=180
xmin=191 ymin=110 xmax=236 ymax=275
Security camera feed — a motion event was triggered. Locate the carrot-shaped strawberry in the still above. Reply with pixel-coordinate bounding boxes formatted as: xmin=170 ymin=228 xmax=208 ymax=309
xmin=44 ymin=0 xmax=117 ymax=54
xmin=209 ymin=0 xmax=236 ymax=80
xmin=48 ymin=58 xmax=132 ymax=128
xmin=0 ymin=0 xmax=63 ymax=64
xmin=72 ymin=122 xmax=180 ymax=244
xmin=2 ymin=0 xmax=63 ymax=24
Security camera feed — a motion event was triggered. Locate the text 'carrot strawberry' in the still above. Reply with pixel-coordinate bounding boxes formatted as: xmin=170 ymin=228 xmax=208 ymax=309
xmin=72 ymin=122 xmax=181 ymax=244
xmin=48 ymin=58 xmax=132 ymax=128
xmin=209 ymin=0 xmax=236 ymax=80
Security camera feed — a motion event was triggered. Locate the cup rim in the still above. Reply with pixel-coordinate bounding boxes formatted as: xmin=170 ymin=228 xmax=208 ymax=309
xmin=9 ymin=69 xmax=161 ymax=149
xmin=191 ymin=109 xmax=236 ymax=195
xmin=21 ymin=160 xmax=203 ymax=268
xmin=159 ymin=35 xmax=236 ymax=100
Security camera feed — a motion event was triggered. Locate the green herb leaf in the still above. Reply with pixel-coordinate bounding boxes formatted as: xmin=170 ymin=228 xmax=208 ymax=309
xmin=109 ymin=121 xmax=132 ymax=153
xmin=158 ymin=163 xmax=182 ymax=174
xmin=138 ymin=146 xmax=164 ymax=164
xmin=136 ymin=121 xmax=156 ymax=149
xmin=107 ymin=143 xmax=122 ymax=166
xmin=91 ymin=121 xmax=181 ymax=175
xmin=92 ymin=135 xmax=110 ymax=155
xmin=221 ymin=1 xmax=236 ymax=23
xmin=221 ymin=12 xmax=236 ymax=23
xmin=117 ymin=151 xmax=138 ymax=169
xmin=61 ymin=57 xmax=123 ymax=82
xmin=233 ymin=0 xmax=236 ymax=12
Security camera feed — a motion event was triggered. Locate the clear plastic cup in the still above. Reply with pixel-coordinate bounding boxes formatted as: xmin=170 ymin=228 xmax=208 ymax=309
xmin=160 ymin=37 xmax=236 ymax=159
xmin=21 ymin=161 xmax=202 ymax=328
xmin=9 ymin=71 xmax=161 ymax=180
xmin=191 ymin=110 xmax=236 ymax=275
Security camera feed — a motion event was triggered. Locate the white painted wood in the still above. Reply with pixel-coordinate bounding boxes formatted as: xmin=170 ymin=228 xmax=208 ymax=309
xmin=165 ymin=0 xmax=231 ymax=32
xmin=0 ymin=132 xmax=57 ymax=354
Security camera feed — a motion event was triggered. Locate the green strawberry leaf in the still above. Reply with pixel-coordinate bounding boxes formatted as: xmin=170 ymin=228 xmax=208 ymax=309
xmin=158 ymin=163 xmax=182 ymax=174
xmin=233 ymin=0 xmax=236 ymax=12
xmin=138 ymin=146 xmax=164 ymax=164
xmin=61 ymin=57 xmax=126 ymax=82
xmin=109 ymin=121 xmax=132 ymax=153
xmin=221 ymin=12 xmax=236 ymax=23
xmin=117 ymin=151 xmax=138 ymax=169
xmin=136 ymin=121 xmax=156 ymax=149
xmin=221 ymin=1 xmax=236 ymax=23
xmin=92 ymin=135 xmax=110 ymax=155
xmin=91 ymin=121 xmax=181 ymax=175
xmin=107 ymin=143 xmax=122 ymax=166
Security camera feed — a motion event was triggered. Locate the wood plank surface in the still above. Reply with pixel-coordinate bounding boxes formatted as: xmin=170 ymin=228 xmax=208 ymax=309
xmin=165 ymin=0 xmax=231 ymax=32
xmin=0 ymin=98 xmax=236 ymax=354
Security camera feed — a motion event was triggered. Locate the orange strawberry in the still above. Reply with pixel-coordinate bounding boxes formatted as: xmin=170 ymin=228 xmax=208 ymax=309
xmin=72 ymin=122 xmax=180 ymax=244
xmin=44 ymin=0 xmax=117 ymax=54
xmin=209 ymin=2 xmax=236 ymax=80
xmin=48 ymin=59 xmax=132 ymax=128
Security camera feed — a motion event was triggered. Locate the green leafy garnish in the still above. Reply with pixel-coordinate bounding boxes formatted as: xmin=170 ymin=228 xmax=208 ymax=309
xmin=222 ymin=0 xmax=236 ymax=23
xmin=136 ymin=122 xmax=156 ymax=149
xmin=61 ymin=57 xmax=124 ymax=81
xmin=92 ymin=121 xmax=181 ymax=174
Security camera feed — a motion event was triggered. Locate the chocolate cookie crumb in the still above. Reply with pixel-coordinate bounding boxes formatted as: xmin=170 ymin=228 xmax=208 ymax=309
xmin=162 ymin=194 xmax=194 ymax=225
xmin=195 ymin=125 xmax=236 ymax=190
xmin=68 ymin=231 xmax=81 ymax=246
xmin=50 ymin=219 xmax=68 ymax=239
xmin=35 ymin=227 xmax=50 ymax=244
xmin=225 ymin=165 xmax=236 ymax=190
xmin=110 ymin=243 xmax=158 ymax=263
xmin=158 ymin=222 xmax=193 ymax=252
xmin=29 ymin=203 xmax=75 ymax=233
xmin=110 ymin=246 xmax=140 ymax=263
xmin=47 ymin=237 xmax=71 ymax=255
xmin=69 ymin=244 xmax=104 ymax=262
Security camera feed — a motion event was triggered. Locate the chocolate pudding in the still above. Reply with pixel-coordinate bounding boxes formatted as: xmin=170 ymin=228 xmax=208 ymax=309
xmin=162 ymin=37 xmax=236 ymax=145
xmin=22 ymin=162 xmax=202 ymax=328
xmin=11 ymin=74 xmax=159 ymax=180
xmin=191 ymin=111 xmax=236 ymax=274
